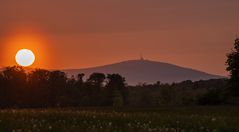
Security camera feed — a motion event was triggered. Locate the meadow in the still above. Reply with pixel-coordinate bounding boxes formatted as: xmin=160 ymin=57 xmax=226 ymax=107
xmin=0 ymin=106 xmax=239 ymax=132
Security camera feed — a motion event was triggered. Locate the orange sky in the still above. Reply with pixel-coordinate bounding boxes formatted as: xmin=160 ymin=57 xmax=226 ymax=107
xmin=0 ymin=0 xmax=239 ymax=76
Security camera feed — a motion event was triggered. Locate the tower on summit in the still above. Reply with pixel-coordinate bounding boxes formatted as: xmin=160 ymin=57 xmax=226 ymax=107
xmin=140 ymin=53 xmax=144 ymax=61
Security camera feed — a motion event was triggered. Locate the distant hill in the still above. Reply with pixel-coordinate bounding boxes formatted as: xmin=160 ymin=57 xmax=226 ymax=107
xmin=63 ymin=59 xmax=224 ymax=85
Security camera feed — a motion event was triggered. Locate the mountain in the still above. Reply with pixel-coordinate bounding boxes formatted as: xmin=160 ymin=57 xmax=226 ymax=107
xmin=63 ymin=59 xmax=224 ymax=85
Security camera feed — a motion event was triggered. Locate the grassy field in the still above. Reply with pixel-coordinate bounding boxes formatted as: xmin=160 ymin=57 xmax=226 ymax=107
xmin=0 ymin=106 xmax=239 ymax=132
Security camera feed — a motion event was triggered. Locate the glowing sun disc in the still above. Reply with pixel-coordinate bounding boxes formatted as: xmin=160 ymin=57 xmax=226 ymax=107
xmin=15 ymin=49 xmax=35 ymax=67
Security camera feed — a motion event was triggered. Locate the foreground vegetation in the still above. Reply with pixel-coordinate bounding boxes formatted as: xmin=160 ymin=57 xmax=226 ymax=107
xmin=0 ymin=106 xmax=239 ymax=132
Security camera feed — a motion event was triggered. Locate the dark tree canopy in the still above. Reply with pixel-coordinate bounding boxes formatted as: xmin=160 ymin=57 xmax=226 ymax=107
xmin=107 ymin=74 xmax=126 ymax=89
xmin=226 ymin=38 xmax=239 ymax=80
xmin=2 ymin=66 xmax=27 ymax=83
xmin=77 ymin=73 xmax=85 ymax=84
xmin=0 ymin=66 xmax=230 ymax=108
xmin=106 ymin=74 xmax=128 ymax=106
xmin=0 ymin=73 xmax=4 ymax=85
xmin=226 ymin=38 xmax=239 ymax=95
xmin=28 ymin=69 xmax=50 ymax=86
xmin=87 ymin=73 xmax=106 ymax=86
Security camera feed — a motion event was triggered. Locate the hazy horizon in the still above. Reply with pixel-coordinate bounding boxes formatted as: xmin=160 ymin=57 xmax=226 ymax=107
xmin=1 ymin=0 xmax=239 ymax=76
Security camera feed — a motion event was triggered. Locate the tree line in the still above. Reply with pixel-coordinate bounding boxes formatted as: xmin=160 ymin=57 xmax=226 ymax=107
xmin=0 ymin=67 xmax=128 ymax=108
xmin=0 ymin=66 xmax=232 ymax=108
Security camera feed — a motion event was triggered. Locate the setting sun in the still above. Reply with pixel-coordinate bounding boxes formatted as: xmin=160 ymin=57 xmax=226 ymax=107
xmin=15 ymin=49 xmax=35 ymax=67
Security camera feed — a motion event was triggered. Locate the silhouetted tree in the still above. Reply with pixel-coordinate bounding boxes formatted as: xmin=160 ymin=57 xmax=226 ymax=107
xmin=66 ymin=75 xmax=83 ymax=106
xmin=0 ymin=73 xmax=3 ymax=87
xmin=77 ymin=73 xmax=85 ymax=85
xmin=226 ymin=38 xmax=239 ymax=95
xmin=1 ymin=66 xmax=27 ymax=107
xmin=28 ymin=69 xmax=50 ymax=107
xmin=73 ymin=73 xmax=90 ymax=106
xmin=67 ymin=75 xmax=76 ymax=89
xmin=28 ymin=69 xmax=50 ymax=82
xmin=0 ymin=73 xmax=3 ymax=83
xmin=2 ymin=66 xmax=26 ymax=82
xmin=48 ymin=71 xmax=68 ymax=106
xmin=106 ymin=74 xmax=128 ymax=106
xmin=0 ymin=73 xmax=5 ymax=107
xmin=87 ymin=73 xmax=105 ymax=87
xmin=86 ymin=73 xmax=106 ymax=105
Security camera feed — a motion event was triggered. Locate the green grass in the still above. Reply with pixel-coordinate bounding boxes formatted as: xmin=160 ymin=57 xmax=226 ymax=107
xmin=0 ymin=106 xmax=239 ymax=132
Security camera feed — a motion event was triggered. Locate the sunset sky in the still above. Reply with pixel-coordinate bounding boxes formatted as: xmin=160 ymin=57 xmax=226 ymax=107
xmin=0 ymin=0 xmax=239 ymax=76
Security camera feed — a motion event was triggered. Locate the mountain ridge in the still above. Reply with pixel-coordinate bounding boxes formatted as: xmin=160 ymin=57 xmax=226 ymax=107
xmin=0 ymin=60 xmax=225 ymax=85
xmin=63 ymin=59 xmax=224 ymax=85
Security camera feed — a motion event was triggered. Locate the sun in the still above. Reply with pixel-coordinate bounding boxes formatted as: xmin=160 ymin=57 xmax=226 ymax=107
xmin=15 ymin=49 xmax=35 ymax=67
